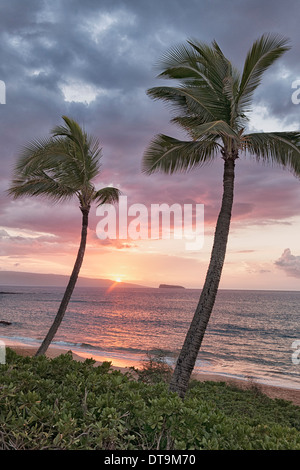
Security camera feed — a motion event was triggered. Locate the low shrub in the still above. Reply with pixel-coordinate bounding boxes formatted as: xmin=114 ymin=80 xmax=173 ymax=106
xmin=130 ymin=349 xmax=173 ymax=384
xmin=0 ymin=348 xmax=299 ymax=450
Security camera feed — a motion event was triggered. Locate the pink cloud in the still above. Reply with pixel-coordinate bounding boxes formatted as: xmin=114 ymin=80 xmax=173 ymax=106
xmin=275 ymin=249 xmax=300 ymax=279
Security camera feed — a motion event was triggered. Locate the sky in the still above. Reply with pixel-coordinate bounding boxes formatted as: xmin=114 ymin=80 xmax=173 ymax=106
xmin=1 ymin=0 xmax=300 ymax=290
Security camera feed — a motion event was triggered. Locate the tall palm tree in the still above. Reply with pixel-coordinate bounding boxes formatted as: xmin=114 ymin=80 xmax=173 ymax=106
xmin=8 ymin=116 xmax=121 ymax=356
xmin=142 ymin=34 xmax=300 ymax=398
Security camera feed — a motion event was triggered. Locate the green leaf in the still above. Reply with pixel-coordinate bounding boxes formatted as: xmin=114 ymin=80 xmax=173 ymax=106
xmin=245 ymin=131 xmax=300 ymax=176
xmin=238 ymin=33 xmax=290 ymax=111
xmin=142 ymin=133 xmax=219 ymax=174
xmin=93 ymin=186 xmax=121 ymax=206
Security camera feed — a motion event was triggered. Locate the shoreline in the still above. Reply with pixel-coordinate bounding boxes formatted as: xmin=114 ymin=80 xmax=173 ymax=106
xmin=5 ymin=343 xmax=300 ymax=407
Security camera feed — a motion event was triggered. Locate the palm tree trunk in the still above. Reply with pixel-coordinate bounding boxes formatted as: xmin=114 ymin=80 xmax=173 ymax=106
xmin=169 ymin=157 xmax=235 ymax=398
xmin=35 ymin=207 xmax=90 ymax=357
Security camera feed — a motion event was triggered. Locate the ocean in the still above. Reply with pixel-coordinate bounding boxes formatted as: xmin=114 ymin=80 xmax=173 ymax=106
xmin=0 ymin=285 xmax=299 ymax=390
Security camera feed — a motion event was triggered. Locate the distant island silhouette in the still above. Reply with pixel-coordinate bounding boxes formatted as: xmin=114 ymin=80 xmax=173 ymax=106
xmin=159 ymin=284 xmax=185 ymax=289
xmin=0 ymin=271 xmax=148 ymax=288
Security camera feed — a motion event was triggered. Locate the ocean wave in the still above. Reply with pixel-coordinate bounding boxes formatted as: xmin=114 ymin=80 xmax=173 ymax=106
xmin=51 ymin=340 xmax=98 ymax=350
xmin=0 ymin=334 xmax=40 ymax=346
xmin=0 ymin=335 xmax=172 ymax=358
xmin=69 ymin=300 xmax=113 ymax=305
xmin=31 ymin=298 xmax=113 ymax=305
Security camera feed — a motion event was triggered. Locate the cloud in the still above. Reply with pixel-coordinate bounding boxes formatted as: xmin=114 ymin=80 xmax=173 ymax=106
xmin=1 ymin=0 xmax=300 ymax=283
xmin=274 ymin=248 xmax=300 ymax=278
xmin=0 ymin=229 xmax=10 ymax=238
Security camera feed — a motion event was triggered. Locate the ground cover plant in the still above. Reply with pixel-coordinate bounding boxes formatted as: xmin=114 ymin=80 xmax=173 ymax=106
xmin=0 ymin=348 xmax=299 ymax=450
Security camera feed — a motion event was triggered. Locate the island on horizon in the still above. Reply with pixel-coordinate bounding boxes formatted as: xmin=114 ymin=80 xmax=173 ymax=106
xmin=159 ymin=284 xmax=185 ymax=289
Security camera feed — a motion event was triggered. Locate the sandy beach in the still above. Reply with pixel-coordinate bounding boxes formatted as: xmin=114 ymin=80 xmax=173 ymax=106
xmin=6 ymin=344 xmax=300 ymax=407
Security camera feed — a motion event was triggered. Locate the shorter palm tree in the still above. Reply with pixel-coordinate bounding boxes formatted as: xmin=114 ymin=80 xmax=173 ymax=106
xmin=8 ymin=116 xmax=121 ymax=356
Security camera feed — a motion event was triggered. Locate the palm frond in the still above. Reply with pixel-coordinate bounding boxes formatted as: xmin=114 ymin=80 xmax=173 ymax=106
xmin=245 ymin=131 xmax=300 ymax=176
xmin=160 ymin=38 xmax=228 ymax=91
xmin=188 ymin=39 xmax=237 ymax=104
xmin=52 ymin=116 xmax=85 ymax=147
xmin=7 ymin=171 xmax=76 ymax=202
xmin=15 ymin=137 xmax=68 ymax=176
xmin=238 ymin=33 xmax=290 ymax=111
xmin=93 ymin=186 xmax=121 ymax=206
xmin=148 ymin=39 xmax=243 ymax=127
xmin=52 ymin=116 xmax=102 ymax=180
xmin=155 ymin=42 xmax=207 ymax=80
xmin=142 ymin=134 xmax=220 ymax=174
xmin=15 ymin=137 xmax=87 ymax=186
xmin=84 ymin=134 xmax=103 ymax=180
xmin=172 ymin=120 xmax=239 ymax=142
xmin=147 ymin=85 xmax=230 ymax=124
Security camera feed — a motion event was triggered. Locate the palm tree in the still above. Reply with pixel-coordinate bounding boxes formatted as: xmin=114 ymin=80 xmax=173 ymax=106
xmin=8 ymin=116 xmax=121 ymax=357
xmin=142 ymin=34 xmax=300 ymax=398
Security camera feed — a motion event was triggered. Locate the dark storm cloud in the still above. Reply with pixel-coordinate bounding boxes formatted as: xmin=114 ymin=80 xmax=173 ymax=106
xmin=1 ymin=0 xmax=300 ymax=242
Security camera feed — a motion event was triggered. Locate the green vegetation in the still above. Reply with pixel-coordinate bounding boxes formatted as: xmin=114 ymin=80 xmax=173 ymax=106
xmin=130 ymin=350 xmax=173 ymax=384
xmin=0 ymin=348 xmax=299 ymax=450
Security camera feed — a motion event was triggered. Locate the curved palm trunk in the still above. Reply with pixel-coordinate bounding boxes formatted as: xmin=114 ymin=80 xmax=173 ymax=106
xmin=169 ymin=157 xmax=235 ymax=398
xmin=35 ymin=207 xmax=90 ymax=357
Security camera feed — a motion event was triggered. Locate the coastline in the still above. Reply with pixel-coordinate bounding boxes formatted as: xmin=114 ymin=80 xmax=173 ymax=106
xmin=6 ymin=343 xmax=300 ymax=407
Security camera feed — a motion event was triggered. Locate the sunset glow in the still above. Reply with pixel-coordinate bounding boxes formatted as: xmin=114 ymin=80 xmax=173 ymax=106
xmin=106 ymin=280 xmax=123 ymax=294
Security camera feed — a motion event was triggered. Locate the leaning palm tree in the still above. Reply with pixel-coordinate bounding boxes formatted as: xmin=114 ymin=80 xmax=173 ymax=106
xmin=8 ymin=116 xmax=121 ymax=356
xmin=143 ymin=34 xmax=300 ymax=398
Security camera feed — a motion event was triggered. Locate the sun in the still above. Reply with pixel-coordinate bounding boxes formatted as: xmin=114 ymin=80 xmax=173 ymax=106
xmin=116 ymin=278 xmax=122 ymax=283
